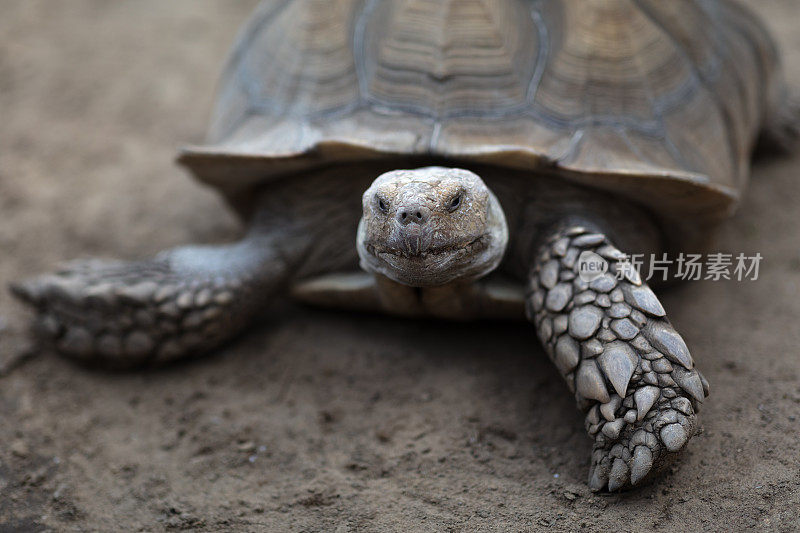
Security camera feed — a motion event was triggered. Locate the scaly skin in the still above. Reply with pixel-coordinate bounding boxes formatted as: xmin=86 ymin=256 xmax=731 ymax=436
xmin=526 ymin=224 xmax=709 ymax=491
xmin=10 ymin=237 xmax=294 ymax=367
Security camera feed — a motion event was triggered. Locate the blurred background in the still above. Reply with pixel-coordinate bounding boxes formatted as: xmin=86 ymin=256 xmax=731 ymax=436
xmin=1 ymin=1 xmax=799 ymax=530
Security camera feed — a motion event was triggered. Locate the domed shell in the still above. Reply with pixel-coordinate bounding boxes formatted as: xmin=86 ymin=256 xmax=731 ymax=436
xmin=179 ymin=0 xmax=781 ymax=229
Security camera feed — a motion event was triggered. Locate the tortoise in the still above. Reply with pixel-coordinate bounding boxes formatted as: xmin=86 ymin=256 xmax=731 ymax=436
xmin=11 ymin=0 xmax=797 ymax=491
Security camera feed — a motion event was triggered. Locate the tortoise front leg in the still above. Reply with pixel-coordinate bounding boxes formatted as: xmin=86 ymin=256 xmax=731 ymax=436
xmin=9 ymin=174 xmax=363 ymax=368
xmin=10 ymin=230 xmax=307 ymax=367
xmin=526 ymin=224 xmax=709 ymax=491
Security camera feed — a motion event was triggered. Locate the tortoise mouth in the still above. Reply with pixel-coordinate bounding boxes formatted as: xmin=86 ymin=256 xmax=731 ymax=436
xmin=364 ymin=234 xmax=492 ymax=286
xmin=365 ymin=234 xmax=489 ymax=262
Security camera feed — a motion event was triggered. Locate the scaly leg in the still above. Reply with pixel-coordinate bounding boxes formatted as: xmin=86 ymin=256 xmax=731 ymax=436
xmin=10 ymin=232 xmax=306 ymax=367
xmin=526 ymin=225 xmax=709 ymax=491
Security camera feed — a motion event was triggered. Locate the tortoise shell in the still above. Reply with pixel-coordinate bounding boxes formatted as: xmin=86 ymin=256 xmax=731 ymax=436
xmin=179 ymin=0 xmax=781 ymax=231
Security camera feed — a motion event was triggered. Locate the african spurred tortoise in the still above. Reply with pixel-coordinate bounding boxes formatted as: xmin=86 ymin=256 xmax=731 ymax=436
xmin=12 ymin=0 xmax=797 ymax=490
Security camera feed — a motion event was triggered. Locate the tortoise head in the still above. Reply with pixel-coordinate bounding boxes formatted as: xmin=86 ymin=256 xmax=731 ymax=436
xmin=357 ymin=167 xmax=508 ymax=287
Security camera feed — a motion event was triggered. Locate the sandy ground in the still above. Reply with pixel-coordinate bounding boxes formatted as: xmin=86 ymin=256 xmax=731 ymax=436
xmin=1 ymin=1 xmax=800 ymax=531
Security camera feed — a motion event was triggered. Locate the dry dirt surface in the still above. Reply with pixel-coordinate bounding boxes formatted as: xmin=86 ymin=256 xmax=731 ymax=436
xmin=2 ymin=1 xmax=800 ymax=531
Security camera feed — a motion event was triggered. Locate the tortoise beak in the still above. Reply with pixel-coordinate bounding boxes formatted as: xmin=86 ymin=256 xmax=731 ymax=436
xmin=400 ymin=226 xmax=428 ymax=256
xmin=384 ymin=224 xmax=433 ymax=257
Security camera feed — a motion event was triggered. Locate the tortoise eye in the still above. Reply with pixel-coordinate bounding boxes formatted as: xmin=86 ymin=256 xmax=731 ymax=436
xmin=447 ymin=194 xmax=461 ymax=212
xmin=376 ymin=196 xmax=388 ymax=213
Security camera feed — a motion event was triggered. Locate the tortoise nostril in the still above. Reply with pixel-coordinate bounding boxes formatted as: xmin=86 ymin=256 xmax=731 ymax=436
xmin=397 ymin=206 xmax=429 ymax=225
